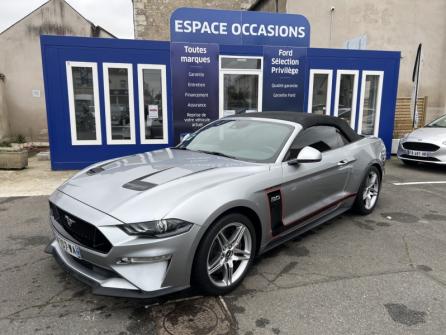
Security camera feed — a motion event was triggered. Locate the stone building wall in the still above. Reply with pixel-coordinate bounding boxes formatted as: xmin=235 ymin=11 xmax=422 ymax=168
xmin=285 ymin=0 xmax=446 ymax=121
xmin=133 ymin=0 xmax=256 ymax=40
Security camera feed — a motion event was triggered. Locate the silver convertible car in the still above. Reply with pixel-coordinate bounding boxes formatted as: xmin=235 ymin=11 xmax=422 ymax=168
xmin=46 ymin=112 xmax=386 ymax=297
xmin=397 ymin=114 xmax=446 ymax=165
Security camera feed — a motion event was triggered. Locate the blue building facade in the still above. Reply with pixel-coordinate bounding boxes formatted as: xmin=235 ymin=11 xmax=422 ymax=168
xmin=41 ymin=8 xmax=400 ymax=170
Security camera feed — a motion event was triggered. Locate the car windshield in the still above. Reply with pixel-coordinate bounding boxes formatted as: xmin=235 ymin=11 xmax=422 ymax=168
xmin=177 ymin=119 xmax=294 ymax=163
xmin=426 ymin=115 xmax=446 ymax=128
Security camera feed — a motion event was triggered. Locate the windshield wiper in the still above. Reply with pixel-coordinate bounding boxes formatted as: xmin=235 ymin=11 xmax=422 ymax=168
xmin=195 ymin=150 xmax=237 ymax=159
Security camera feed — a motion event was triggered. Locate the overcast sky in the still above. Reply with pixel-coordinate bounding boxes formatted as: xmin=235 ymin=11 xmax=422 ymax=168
xmin=0 ymin=0 xmax=134 ymax=39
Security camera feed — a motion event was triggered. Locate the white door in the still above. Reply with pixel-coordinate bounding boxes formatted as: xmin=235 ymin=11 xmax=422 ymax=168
xmin=219 ymin=56 xmax=263 ymax=118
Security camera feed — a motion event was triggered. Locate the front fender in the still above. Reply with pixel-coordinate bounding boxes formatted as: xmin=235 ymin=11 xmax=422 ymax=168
xmin=201 ymin=199 xmax=264 ymax=230
xmin=162 ymin=165 xmax=279 ymax=284
xmin=166 ymin=198 xmax=265 ymax=288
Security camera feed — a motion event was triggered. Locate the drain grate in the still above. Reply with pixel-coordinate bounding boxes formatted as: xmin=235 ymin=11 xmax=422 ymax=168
xmin=150 ymin=296 xmax=235 ymax=335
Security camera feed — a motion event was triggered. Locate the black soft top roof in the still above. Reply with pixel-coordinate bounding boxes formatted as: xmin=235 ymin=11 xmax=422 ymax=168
xmin=234 ymin=111 xmax=362 ymax=142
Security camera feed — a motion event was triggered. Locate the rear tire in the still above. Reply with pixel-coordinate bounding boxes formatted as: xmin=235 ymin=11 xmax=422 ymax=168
xmin=192 ymin=213 xmax=256 ymax=295
xmin=353 ymin=166 xmax=381 ymax=215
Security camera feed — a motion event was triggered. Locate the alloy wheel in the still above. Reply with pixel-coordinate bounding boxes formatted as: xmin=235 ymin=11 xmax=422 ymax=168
xmin=363 ymin=170 xmax=379 ymax=210
xmin=206 ymin=222 xmax=252 ymax=288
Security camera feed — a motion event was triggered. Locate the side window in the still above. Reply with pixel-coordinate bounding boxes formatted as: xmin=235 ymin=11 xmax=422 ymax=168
xmin=66 ymin=61 xmax=101 ymax=145
xmin=308 ymin=69 xmax=333 ymax=115
xmin=103 ymin=63 xmax=135 ymax=144
xmin=358 ymin=71 xmax=384 ymax=136
xmin=137 ymin=64 xmax=168 ymax=144
xmin=334 ymin=70 xmax=359 ymax=128
xmin=285 ymin=126 xmax=349 ymax=160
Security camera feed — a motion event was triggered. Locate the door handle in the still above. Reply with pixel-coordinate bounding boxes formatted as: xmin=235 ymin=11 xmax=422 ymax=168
xmin=337 ymin=160 xmax=349 ymax=166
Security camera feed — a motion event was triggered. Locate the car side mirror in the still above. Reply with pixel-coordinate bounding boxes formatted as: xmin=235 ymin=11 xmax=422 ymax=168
xmin=288 ymin=146 xmax=322 ymax=165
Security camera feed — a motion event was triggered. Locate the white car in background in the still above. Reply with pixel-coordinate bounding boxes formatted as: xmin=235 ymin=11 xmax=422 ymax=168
xmin=397 ymin=114 xmax=446 ymax=165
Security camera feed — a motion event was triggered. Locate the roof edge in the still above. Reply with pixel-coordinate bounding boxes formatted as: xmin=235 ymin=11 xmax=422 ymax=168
xmin=94 ymin=25 xmax=118 ymax=39
xmin=64 ymin=0 xmax=117 ymax=38
xmin=0 ymin=0 xmax=50 ymax=35
xmin=0 ymin=0 xmax=117 ymax=38
xmin=248 ymin=0 xmax=265 ymax=11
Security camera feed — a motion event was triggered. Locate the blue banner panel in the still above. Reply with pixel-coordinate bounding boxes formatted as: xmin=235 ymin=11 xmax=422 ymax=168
xmin=262 ymin=46 xmax=307 ymax=111
xmin=170 ymin=42 xmax=219 ymax=144
xmin=171 ymin=7 xmax=310 ymax=47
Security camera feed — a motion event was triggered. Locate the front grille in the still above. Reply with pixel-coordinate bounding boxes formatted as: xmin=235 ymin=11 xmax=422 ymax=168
xmin=50 ymin=203 xmax=112 ymax=253
xmin=402 ymin=141 xmax=440 ymax=152
xmin=400 ymin=154 xmax=440 ymax=162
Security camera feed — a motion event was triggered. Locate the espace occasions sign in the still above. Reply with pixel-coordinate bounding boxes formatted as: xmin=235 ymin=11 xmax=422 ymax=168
xmin=170 ymin=8 xmax=310 ymax=142
xmin=170 ymin=7 xmax=310 ymax=47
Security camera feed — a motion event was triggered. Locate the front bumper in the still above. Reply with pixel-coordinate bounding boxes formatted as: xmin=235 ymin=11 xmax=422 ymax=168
xmin=47 ymin=190 xmax=201 ymax=298
xmin=397 ymin=141 xmax=446 ymax=165
xmin=45 ymin=239 xmax=187 ymax=298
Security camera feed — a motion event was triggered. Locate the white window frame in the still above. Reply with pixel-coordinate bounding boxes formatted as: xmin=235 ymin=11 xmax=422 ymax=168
xmin=219 ymin=55 xmax=263 ymax=118
xmin=333 ymin=70 xmax=359 ymax=128
xmin=358 ymin=70 xmax=384 ymax=137
xmin=66 ymin=61 xmax=102 ymax=145
xmin=103 ymin=63 xmax=136 ymax=145
xmin=137 ymin=64 xmax=168 ymax=145
xmin=307 ymin=69 xmax=333 ymax=115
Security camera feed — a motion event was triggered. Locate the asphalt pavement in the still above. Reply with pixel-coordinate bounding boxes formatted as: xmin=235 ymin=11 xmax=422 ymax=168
xmin=1 ymin=158 xmax=446 ymax=334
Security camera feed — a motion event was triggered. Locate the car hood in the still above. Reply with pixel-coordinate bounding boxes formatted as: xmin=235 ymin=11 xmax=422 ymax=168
xmin=58 ymin=149 xmax=266 ymax=223
xmin=407 ymin=127 xmax=446 ymax=143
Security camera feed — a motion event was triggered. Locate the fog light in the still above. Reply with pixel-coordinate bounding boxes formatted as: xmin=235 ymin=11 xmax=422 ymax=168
xmin=116 ymin=255 xmax=171 ymax=264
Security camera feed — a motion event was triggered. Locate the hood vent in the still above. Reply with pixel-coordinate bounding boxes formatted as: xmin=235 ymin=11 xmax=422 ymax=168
xmin=86 ymin=158 xmax=122 ymax=176
xmin=86 ymin=166 xmax=105 ymax=175
xmin=121 ymin=167 xmax=216 ymax=192
xmin=122 ymin=167 xmax=173 ymax=191
xmin=123 ymin=180 xmax=157 ymax=191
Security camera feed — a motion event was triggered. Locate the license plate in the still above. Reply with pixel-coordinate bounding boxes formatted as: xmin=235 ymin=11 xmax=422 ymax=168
xmin=407 ymin=150 xmax=428 ymax=157
xmin=57 ymin=235 xmax=82 ymax=259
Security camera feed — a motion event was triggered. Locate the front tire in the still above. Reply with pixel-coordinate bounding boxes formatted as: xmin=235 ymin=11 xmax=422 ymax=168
xmin=193 ymin=213 xmax=256 ymax=295
xmin=353 ymin=166 xmax=381 ymax=215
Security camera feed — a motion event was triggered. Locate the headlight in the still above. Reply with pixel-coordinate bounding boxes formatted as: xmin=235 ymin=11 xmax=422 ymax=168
xmin=119 ymin=219 xmax=193 ymax=238
xmin=380 ymin=147 xmax=387 ymax=162
xmin=400 ymin=133 xmax=409 ymax=142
